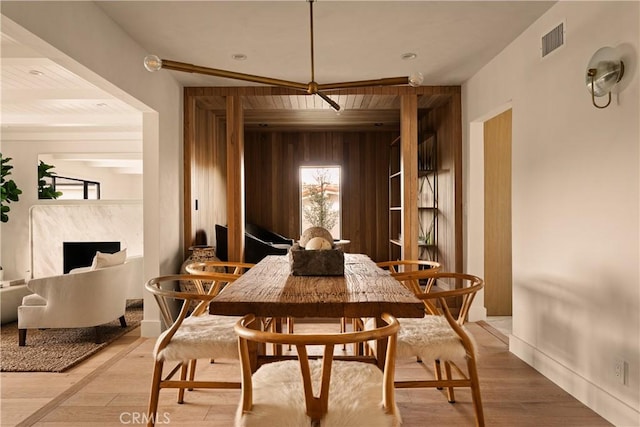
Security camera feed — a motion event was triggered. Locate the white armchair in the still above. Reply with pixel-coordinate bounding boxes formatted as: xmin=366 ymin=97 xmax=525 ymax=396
xmin=17 ymin=258 xmax=142 ymax=346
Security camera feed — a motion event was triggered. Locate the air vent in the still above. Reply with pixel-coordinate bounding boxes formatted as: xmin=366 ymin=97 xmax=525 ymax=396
xmin=541 ymin=22 xmax=564 ymax=57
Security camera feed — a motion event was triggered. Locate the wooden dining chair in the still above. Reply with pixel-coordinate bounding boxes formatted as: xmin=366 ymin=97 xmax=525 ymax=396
xmin=188 ymin=260 xmax=286 ymax=352
xmin=234 ymin=312 xmax=401 ymax=427
xmin=182 ymin=261 xmax=254 ymax=389
xmin=351 ymin=259 xmax=442 ymax=342
xmin=376 ymin=259 xmax=441 ymax=295
xmin=393 ymin=272 xmax=486 ymax=427
xmin=184 ymin=261 xmax=254 ymax=302
xmin=145 ymin=273 xmax=245 ymax=427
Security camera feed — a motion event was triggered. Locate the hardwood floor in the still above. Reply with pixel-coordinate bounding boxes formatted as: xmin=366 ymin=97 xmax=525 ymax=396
xmin=1 ymin=321 xmax=612 ymax=427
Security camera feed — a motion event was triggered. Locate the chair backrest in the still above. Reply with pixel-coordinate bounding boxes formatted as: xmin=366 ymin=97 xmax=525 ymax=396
xmin=377 ymin=260 xmax=441 ymax=294
xmin=215 ymin=224 xmax=291 ymax=264
xmin=416 ymin=272 xmax=484 ymax=329
xmin=246 ymin=223 xmax=294 ymax=245
xmin=145 ymin=273 xmax=240 ymax=331
xmin=182 ymin=262 xmax=252 ymax=315
xmin=185 ymin=261 xmax=254 ymax=276
xmin=234 ymin=313 xmax=400 ymax=425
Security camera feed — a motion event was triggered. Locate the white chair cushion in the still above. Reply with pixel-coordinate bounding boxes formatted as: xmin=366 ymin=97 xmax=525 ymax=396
xmin=21 ymin=294 xmax=47 ymax=306
xmin=154 ymin=314 xmax=240 ymax=362
xmin=235 ymin=359 xmax=400 ymax=427
xmin=397 ymin=316 xmax=469 ymax=361
xmin=365 ymin=316 xmax=471 ymax=361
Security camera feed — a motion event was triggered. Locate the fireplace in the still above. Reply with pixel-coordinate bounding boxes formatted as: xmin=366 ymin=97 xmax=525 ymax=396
xmin=62 ymin=241 xmax=121 ymax=273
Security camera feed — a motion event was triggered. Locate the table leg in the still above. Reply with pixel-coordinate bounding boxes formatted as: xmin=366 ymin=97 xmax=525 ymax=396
xmin=273 ymin=317 xmax=283 ymax=356
xmin=375 ymin=316 xmax=387 ymax=370
xmin=247 ymin=317 xmax=260 ymax=373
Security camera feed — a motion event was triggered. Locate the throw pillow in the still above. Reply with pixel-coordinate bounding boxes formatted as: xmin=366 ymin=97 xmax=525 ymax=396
xmin=91 ymin=248 xmax=127 ymax=270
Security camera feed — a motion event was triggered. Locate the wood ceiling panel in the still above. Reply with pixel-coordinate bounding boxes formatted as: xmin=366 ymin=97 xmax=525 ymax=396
xmin=192 ymin=86 xmax=459 ymax=129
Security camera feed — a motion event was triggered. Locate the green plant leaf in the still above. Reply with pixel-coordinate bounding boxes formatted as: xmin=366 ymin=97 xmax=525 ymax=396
xmin=1 ymin=153 xmax=22 ymax=222
xmin=38 ymin=160 xmax=62 ymax=199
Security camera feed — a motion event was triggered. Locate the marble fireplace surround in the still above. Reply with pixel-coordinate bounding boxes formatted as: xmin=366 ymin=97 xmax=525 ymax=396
xmin=29 ymin=202 xmax=143 ymax=278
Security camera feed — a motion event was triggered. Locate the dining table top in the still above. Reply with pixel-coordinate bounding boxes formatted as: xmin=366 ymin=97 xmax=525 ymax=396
xmin=209 ymin=253 xmax=425 ymax=319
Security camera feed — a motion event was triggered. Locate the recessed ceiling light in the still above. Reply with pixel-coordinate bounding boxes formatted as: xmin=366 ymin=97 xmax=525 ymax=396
xmin=401 ymin=53 xmax=417 ymax=61
xmin=232 ymin=54 xmax=247 ymax=61
xmin=29 ymin=69 xmax=44 ymax=76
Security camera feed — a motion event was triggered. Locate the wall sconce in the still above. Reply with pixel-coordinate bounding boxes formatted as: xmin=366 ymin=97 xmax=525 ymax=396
xmin=585 ymin=46 xmax=625 ymax=109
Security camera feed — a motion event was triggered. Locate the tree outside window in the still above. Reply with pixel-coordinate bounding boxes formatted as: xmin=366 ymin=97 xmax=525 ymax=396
xmin=300 ymin=167 xmax=341 ymax=238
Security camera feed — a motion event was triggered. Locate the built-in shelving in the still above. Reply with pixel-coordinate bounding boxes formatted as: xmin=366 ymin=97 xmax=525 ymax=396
xmin=417 ymin=131 xmax=438 ymax=262
xmin=388 ymin=125 xmax=438 ymax=262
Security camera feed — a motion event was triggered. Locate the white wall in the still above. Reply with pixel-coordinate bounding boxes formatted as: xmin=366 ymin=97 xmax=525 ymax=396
xmin=1 ymin=1 xmax=185 ymax=337
xmin=463 ymin=2 xmax=639 ymax=425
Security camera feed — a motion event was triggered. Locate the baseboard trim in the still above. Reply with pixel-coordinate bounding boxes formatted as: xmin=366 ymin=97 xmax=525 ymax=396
xmin=510 ymin=335 xmax=639 ymax=426
xmin=476 ymin=320 xmax=509 ymax=345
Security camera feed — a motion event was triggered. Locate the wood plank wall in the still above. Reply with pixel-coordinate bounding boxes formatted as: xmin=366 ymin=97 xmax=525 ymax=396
xmin=185 ymin=107 xmax=227 ymax=251
xmin=244 ymin=130 xmax=396 ymax=262
xmin=183 ymin=86 xmax=462 ymax=268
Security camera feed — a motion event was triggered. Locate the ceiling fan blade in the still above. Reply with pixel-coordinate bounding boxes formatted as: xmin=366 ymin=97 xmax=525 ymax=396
xmin=159 ymin=59 xmax=309 ymax=91
xmin=316 ymin=91 xmax=341 ymax=111
xmin=317 ymin=77 xmax=410 ymax=91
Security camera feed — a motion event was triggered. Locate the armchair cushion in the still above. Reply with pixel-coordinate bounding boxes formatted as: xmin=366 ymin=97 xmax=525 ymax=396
xmin=21 ymin=294 xmax=46 ymax=306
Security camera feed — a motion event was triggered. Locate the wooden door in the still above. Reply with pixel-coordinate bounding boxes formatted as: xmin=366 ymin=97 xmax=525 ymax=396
xmin=484 ymin=109 xmax=512 ymax=315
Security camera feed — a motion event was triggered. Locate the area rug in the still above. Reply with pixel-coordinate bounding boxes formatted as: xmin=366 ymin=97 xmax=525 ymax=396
xmin=0 ymin=299 xmax=143 ymax=372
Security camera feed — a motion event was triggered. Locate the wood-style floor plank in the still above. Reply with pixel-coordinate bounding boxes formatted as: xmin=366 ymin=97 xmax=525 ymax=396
xmin=1 ymin=322 xmax=612 ymax=427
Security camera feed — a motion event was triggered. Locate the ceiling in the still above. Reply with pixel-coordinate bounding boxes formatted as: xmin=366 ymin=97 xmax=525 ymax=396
xmin=1 ymin=1 xmax=556 ymax=151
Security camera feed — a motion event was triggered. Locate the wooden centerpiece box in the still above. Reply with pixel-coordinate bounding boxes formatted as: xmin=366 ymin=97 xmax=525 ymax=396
xmin=288 ymin=243 xmax=345 ymax=276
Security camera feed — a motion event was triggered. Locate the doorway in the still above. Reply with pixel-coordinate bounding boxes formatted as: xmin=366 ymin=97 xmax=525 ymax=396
xmin=484 ymin=109 xmax=512 ymax=316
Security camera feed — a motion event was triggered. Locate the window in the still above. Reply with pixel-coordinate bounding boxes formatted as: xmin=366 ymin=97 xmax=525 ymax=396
xmin=41 ymin=175 xmax=101 ymax=200
xmin=300 ymin=166 xmax=341 ymax=239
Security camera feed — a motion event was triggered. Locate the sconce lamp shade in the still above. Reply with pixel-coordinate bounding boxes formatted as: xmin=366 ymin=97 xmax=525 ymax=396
xmin=585 ymin=47 xmax=624 ymax=108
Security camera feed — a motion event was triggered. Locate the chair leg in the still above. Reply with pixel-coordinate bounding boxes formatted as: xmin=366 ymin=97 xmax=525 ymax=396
xmin=119 ymin=315 xmax=127 ymax=328
xmin=177 ymin=363 xmax=188 ymax=404
xmin=187 ymin=359 xmax=197 ymax=391
xmin=444 ymin=361 xmax=455 ymax=403
xmin=433 ymin=359 xmax=443 ymax=389
xmin=467 ymin=356 xmax=485 ymax=427
xmin=18 ymin=329 xmax=27 ymax=346
xmin=340 ymin=317 xmax=347 ymax=350
xmin=147 ymin=359 xmax=164 ymax=427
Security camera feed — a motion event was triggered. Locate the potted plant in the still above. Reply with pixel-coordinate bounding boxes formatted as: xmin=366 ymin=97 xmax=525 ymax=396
xmin=38 ymin=160 xmax=63 ymax=199
xmin=1 ymin=154 xmax=22 ymax=223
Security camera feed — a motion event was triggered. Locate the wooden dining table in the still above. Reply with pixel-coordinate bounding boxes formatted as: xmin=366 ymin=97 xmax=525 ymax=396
xmin=209 ymin=253 xmax=424 ymax=370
